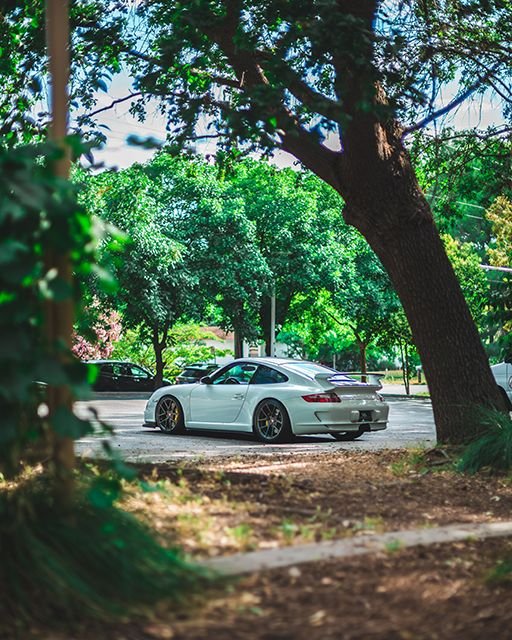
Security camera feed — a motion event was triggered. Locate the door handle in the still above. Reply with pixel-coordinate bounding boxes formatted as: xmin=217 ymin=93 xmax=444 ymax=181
xmin=232 ymin=393 xmax=244 ymax=400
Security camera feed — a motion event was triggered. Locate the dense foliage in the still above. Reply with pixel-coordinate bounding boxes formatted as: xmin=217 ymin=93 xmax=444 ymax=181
xmin=76 ymin=130 xmax=512 ymax=378
xmin=0 ymin=140 xmax=102 ymax=476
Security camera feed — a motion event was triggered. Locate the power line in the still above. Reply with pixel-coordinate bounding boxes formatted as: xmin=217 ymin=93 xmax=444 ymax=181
xmin=456 ymin=201 xmax=486 ymax=210
xmin=480 ymin=264 xmax=512 ymax=273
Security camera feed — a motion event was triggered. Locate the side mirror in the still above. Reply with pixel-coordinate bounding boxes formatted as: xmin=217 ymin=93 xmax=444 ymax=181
xmin=200 ymin=375 xmax=213 ymax=384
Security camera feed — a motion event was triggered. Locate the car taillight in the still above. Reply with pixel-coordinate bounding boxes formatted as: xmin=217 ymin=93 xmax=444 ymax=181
xmin=302 ymin=392 xmax=341 ymax=403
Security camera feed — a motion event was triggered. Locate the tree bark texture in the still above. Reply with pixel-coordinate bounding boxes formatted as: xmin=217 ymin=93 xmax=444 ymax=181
xmin=233 ymin=328 xmax=243 ymax=358
xmin=358 ymin=341 xmax=367 ymax=383
xmin=45 ymin=0 xmax=75 ymax=496
xmin=399 ymin=339 xmax=410 ymax=396
xmin=152 ymin=337 xmax=165 ymax=389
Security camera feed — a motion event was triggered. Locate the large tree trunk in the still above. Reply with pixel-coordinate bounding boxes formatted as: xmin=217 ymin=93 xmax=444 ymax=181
xmin=320 ymin=69 xmax=509 ymax=443
xmin=45 ymin=0 xmax=75 ymax=500
xmin=342 ymin=165 xmax=506 ymax=443
xmin=372 ymin=218 xmax=505 ymax=442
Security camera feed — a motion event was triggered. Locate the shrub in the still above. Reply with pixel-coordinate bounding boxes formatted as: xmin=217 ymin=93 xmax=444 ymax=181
xmin=0 ymin=470 xmax=210 ymax=632
xmin=457 ymin=408 xmax=512 ymax=474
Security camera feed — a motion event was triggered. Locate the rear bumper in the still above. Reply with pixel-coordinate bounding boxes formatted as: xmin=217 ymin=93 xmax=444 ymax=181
xmin=293 ymin=420 xmax=387 ymax=435
xmin=292 ymin=401 xmax=389 ymax=436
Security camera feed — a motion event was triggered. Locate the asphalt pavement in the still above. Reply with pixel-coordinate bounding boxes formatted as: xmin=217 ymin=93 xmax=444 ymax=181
xmin=75 ymin=387 xmax=435 ymax=463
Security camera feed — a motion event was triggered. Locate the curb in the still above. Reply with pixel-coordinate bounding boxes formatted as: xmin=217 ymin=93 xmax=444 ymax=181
xmin=202 ymin=521 xmax=512 ymax=576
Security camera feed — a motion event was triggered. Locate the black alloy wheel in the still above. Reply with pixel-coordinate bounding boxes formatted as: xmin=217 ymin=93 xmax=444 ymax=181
xmin=331 ymin=426 xmax=366 ymax=441
xmin=156 ymin=396 xmax=185 ymax=434
xmin=253 ymin=399 xmax=291 ymax=443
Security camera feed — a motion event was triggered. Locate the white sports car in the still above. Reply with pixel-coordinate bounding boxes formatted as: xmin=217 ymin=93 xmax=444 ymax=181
xmin=143 ymin=358 xmax=389 ymax=443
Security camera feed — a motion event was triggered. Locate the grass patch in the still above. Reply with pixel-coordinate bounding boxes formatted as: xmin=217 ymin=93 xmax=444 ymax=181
xmin=0 ymin=468 xmax=211 ymax=634
xmin=457 ymin=409 xmax=512 ymax=474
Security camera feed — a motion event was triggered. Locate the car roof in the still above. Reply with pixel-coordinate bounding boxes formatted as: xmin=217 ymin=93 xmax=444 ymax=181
xmin=84 ymin=360 xmax=144 ymax=365
xmin=231 ymin=357 xmax=320 ymax=367
xmin=183 ymin=363 xmax=217 ymax=368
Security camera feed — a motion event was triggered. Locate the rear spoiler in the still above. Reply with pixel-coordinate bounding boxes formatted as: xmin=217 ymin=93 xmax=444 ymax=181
xmin=314 ymin=372 xmax=384 ymax=391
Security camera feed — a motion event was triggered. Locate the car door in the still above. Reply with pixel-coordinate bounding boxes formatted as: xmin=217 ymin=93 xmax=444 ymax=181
xmin=188 ymin=363 xmax=257 ymax=428
xmin=236 ymin=364 xmax=291 ymax=426
xmin=100 ymin=363 xmax=119 ymax=390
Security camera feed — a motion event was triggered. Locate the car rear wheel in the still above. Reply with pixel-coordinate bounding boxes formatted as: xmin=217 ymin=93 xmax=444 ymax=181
xmin=156 ymin=396 xmax=185 ymax=434
xmin=253 ymin=399 xmax=292 ymax=443
xmin=331 ymin=426 xmax=366 ymax=441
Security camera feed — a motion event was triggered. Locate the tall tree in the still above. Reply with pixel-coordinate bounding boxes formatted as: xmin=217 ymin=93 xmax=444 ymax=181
xmin=411 ymin=131 xmax=512 ymax=251
xmin=117 ymin=0 xmax=512 ymax=442
xmin=144 ymin=154 xmax=271 ymax=357
xmin=82 ymin=154 xmax=270 ymax=365
xmin=83 ymin=163 xmax=192 ymax=387
xmin=328 ymin=234 xmax=401 ymax=378
xmin=485 ymin=196 xmax=512 ymax=359
xmin=225 ymin=159 xmax=344 ymax=353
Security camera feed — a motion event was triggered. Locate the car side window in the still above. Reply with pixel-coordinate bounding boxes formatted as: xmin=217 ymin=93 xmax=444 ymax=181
xmin=129 ymin=365 xmax=150 ymax=378
xmin=251 ymin=365 xmax=288 ymax=385
xmin=212 ymin=363 xmax=257 ymax=385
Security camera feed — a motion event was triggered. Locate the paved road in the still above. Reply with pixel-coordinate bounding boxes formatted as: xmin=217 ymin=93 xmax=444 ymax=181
xmin=75 ymin=393 xmax=436 ymax=462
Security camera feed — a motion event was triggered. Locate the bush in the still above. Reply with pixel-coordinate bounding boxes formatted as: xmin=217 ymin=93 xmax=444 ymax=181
xmin=457 ymin=408 xmax=512 ymax=474
xmin=0 ymin=470 xmax=210 ymax=632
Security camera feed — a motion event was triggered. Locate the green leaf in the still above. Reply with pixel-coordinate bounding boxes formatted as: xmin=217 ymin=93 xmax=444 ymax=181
xmin=50 ymin=407 xmax=93 ymax=439
xmin=86 ymin=476 xmax=122 ymax=509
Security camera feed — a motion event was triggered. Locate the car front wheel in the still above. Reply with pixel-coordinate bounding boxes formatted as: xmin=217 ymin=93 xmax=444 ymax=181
xmin=156 ymin=396 xmax=185 ymax=434
xmin=253 ymin=399 xmax=292 ymax=444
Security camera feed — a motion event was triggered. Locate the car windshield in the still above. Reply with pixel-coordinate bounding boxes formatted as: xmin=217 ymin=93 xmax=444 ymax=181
xmin=282 ymin=362 xmax=356 ymax=382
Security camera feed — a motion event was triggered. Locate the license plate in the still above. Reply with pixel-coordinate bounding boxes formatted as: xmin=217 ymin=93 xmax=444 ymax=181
xmin=359 ymin=410 xmax=372 ymax=422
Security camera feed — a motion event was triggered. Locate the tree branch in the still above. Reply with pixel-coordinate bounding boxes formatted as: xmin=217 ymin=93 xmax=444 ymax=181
xmin=253 ymin=49 xmax=344 ymax=123
xmin=277 ymin=123 xmax=342 ymax=191
xmin=77 ymin=92 xmax=143 ymax=123
xmin=128 ymin=48 xmax=241 ymax=90
xmin=403 ymin=64 xmax=501 ymax=135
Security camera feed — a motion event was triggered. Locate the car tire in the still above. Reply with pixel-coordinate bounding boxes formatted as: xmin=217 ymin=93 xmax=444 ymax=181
xmin=331 ymin=427 xmax=365 ymax=441
xmin=253 ymin=399 xmax=292 ymax=444
xmin=156 ymin=395 xmax=186 ymax=434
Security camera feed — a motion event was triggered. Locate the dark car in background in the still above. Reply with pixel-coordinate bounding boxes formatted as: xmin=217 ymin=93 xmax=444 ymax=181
xmin=85 ymin=360 xmax=172 ymax=392
xmin=175 ymin=363 xmax=219 ymax=384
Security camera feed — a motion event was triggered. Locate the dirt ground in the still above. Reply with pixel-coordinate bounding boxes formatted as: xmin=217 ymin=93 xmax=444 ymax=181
xmin=126 ymin=448 xmax=512 ymax=558
xmin=28 ymin=449 xmax=512 ymax=638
